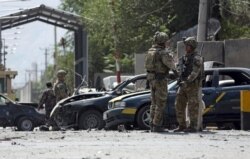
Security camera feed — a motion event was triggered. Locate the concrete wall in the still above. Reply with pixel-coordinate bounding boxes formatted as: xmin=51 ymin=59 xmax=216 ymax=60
xmin=224 ymin=39 xmax=250 ymax=67
xmin=177 ymin=41 xmax=224 ymax=62
xmin=135 ymin=53 xmax=146 ymax=74
xmin=19 ymin=81 xmax=32 ymax=102
xmin=135 ymin=39 xmax=250 ymax=74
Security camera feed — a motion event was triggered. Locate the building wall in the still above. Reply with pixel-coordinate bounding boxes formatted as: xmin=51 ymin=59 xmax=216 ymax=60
xmin=19 ymin=81 xmax=32 ymax=102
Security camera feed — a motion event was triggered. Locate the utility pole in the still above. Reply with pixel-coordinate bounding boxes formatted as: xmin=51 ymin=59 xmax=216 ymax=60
xmin=197 ymin=0 xmax=208 ymax=42
xmin=54 ymin=26 xmax=58 ymax=74
xmin=0 ymin=21 xmax=2 ymax=65
xmin=110 ymin=0 xmax=121 ymax=84
xmin=44 ymin=48 xmax=48 ymax=70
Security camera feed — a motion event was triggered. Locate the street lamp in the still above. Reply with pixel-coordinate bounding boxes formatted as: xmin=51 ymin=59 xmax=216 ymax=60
xmin=0 ymin=15 xmax=26 ymax=66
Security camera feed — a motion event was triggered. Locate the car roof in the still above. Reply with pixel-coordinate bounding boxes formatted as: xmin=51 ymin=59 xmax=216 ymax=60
xmin=205 ymin=67 xmax=250 ymax=72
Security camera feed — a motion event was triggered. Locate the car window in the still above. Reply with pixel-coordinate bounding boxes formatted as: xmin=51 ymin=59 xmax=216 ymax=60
xmin=203 ymin=71 xmax=215 ymax=87
xmin=123 ymin=78 xmax=149 ymax=93
xmin=0 ymin=96 xmax=8 ymax=105
xmin=218 ymin=70 xmax=250 ymax=87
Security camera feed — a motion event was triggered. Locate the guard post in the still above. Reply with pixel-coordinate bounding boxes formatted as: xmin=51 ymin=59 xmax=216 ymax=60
xmin=240 ymin=90 xmax=250 ymax=130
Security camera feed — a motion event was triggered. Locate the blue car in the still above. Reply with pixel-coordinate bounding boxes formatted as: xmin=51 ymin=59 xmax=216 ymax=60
xmin=0 ymin=94 xmax=45 ymax=131
xmin=104 ymin=67 xmax=250 ymax=130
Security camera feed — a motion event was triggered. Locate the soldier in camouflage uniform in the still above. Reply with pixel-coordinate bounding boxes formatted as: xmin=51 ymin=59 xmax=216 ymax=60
xmin=54 ymin=69 xmax=69 ymax=102
xmin=144 ymin=31 xmax=176 ymax=132
xmin=38 ymin=82 xmax=56 ymax=127
xmin=49 ymin=70 xmax=69 ymax=131
xmin=174 ymin=37 xmax=204 ymax=132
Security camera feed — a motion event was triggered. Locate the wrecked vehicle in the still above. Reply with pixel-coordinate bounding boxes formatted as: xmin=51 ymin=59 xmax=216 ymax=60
xmin=104 ymin=67 xmax=250 ymax=130
xmin=50 ymin=74 xmax=148 ymax=130
xmin=0 ymin=94 xmax=45 ymax=131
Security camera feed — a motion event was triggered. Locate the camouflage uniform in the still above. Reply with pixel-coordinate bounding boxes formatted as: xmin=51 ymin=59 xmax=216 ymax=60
xmin=54 ymin=70 xmax=69 ymax=102
xmin=145 ymin=32 xmax=176 ymax=132
xmin=38 ymin=83 xmax=56 ymax=126
xmin=50 ymin=70 xmax=69 ymax=131
xmin=175 ymin=37 xmax=203 ymax=132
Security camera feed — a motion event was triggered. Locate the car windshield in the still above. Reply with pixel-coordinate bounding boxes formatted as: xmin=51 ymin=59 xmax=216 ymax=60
xmin=112 ymin=80 xmax=127 ymax=91
xmin=0 ymin=95 xmax=14 ymax=105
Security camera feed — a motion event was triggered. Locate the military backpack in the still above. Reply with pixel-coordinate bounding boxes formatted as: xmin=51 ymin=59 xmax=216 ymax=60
xmin=144 ymin=48 xmax=160 ymax=72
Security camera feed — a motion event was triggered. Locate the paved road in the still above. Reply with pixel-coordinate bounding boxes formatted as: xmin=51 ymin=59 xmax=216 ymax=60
xmin=0 ymin=128 xmax=249 ymax=159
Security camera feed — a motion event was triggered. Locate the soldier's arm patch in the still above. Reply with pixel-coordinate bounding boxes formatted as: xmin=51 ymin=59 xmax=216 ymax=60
xmin=194 ymin=55 xmax=202 ymax=66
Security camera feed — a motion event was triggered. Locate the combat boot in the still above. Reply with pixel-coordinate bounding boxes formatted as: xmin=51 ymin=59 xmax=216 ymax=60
xmin=152 ymin=125 xmax=165 ymax=132
xmin=39 ymin=125 xmax=49 ymax=131
xmin=173 ymin=126 xmax=186 ymax=132
xmin=149 ymin=122 xmax=153 ymax=132
xmin=184 ymin=127 xmax=197 ymax=133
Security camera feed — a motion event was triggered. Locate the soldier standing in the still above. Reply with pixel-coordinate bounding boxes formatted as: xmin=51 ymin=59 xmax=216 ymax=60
xmin=38 ymin=82 xmax=56 ymax=127
xmin=54 ymin=69 xmax=69 ymax=102
xmin=174 ymin=37 xmax=204 ymax=132
xmin=144 ymin=31 xmax=176 ymax=132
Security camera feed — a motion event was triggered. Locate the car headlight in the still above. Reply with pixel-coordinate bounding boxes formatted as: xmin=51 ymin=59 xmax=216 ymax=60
xmin=114 ymin=101 xmax=126 ymax=108
xmin=108 ymin=101 xmax=126 ymax=109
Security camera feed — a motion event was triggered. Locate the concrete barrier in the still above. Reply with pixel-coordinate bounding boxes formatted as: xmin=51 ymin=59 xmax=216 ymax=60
xmin=240 ymin=90 xmax=250 ymax=130
xmin=224 ymin=39 xmax=250 ymax=68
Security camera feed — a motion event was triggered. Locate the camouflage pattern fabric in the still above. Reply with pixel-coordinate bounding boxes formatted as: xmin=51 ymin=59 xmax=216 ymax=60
xmin=54 ymin=81 xmax=68 ymax=102
xmin=145 ymin=45 xmax=176 ymax=126
xmin=38 ymin=89 xmax=56 ymax=125
xmin=175 ymin=51 xmax=203 ymax=130
xmin=149 ymin=79 xmax=168 ymax=126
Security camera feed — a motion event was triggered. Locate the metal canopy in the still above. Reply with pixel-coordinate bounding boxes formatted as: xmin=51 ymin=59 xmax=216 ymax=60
xmin=0 ymin=4 xmax=83 ymax=31
xmin=0 ymin=5 xmax=88 ymax=87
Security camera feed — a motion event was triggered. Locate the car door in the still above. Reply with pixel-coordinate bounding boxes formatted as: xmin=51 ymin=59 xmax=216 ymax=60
xmin=0 ymin=95 xmax=13 ymax=127
xmin=211 ymin=70 xmax=246 ymax=122
xmin=202 ymin=70 xmax=221 ymax=121
xmin=165 ymin=70 xmax=220 ymax=124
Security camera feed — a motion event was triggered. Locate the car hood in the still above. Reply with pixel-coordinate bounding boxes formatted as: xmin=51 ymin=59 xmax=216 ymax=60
xmin=57 ymin=91 xmax=106 ymax=104
xmin=109 ymin=90 xmax=150 ymax=103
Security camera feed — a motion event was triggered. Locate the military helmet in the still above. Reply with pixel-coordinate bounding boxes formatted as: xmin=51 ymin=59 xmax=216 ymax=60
xmin=153 ymin=31 xmax=169 ymax=44
xmin=57 ymin=69 xmax=67 ymax=77
xmin=184 ymin=37 xmax=197 ymax=49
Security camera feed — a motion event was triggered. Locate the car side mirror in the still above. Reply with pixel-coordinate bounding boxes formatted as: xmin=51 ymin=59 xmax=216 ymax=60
xmin=115 ymin=89 xmax=122 ymax=95
xmin=15 ymin=98 xmax=19 ymax=102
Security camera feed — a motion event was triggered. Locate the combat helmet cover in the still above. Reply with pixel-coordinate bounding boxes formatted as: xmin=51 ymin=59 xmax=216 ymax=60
xmin=184 ymin=37 xmax=197 ymax=49
xmin=153 ymin=31 xmax=169 ymax=44
xmin=57 ymin=69 xmax=67 ymax=77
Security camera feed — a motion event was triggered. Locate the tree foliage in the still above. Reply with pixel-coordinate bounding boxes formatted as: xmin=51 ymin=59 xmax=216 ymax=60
xmin=219 ymin=0 xmax=250 ymax=39
xmin=56 ymin=0 xmax=249 ymax=87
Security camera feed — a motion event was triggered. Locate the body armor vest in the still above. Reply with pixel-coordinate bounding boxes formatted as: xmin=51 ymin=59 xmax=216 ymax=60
xmin=181 ymin=52 xmax=196 ymax=81
xmin=145 ymin=46 xmax=169 ymax=74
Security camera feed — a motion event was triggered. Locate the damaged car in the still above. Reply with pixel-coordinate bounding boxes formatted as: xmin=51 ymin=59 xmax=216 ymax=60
xmin=50 ymin=74 xmax=148 ymax=130
xmin=0 ymin=94 xmax=45 ymax=131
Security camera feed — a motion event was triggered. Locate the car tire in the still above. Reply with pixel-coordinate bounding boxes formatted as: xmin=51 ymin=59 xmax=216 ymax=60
xmin=136 ymin=105 xmax=150 ymax=130
xmin=17 ymin=116 xmax=34 ymax=131
xmin=233 ymin=122 xmax=241 ymax=130
xmin=78 ymin=110 xmax=105 ymax=130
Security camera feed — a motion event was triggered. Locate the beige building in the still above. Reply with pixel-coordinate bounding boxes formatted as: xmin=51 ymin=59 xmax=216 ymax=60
xmin=0 ymin=64 xmax=17 ymax=100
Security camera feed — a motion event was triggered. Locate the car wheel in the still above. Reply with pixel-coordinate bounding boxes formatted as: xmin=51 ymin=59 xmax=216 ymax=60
xmin=17 ymin=116 xmax=34 ymax=131
xmin=233 ymin=122 xmax=241 ymax=130
xmin=136 ymin=105 xmax=150 ymax=130
xmin=78 ymin=110 xmax=105 ymax=130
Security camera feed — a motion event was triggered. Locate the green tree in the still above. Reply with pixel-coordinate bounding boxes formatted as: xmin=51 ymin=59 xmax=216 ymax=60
xmin=219 ymin=0 xmax=250 ymax=39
